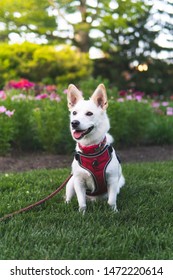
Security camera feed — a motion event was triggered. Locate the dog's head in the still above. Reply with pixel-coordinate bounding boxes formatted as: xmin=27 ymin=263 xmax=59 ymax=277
xmin=67 ymin=84 xmax=110 ymax=145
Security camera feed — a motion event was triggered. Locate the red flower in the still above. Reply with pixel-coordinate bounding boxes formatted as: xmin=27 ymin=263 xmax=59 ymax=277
xmin=8 ymin=79 xmax=35 ymax=90
xmin=119 ymin=90 xmax=127 ymax=97
xmin=46 ymin=85 xmax=57 ymax=93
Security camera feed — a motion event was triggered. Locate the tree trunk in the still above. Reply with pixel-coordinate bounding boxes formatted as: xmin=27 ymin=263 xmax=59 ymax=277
xmin=73 ymin=0 xmax=90 ymax=52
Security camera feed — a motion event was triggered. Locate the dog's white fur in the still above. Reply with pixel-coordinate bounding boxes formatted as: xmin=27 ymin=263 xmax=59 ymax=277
xmin=66 ymin=83 xmax=125 ymax=213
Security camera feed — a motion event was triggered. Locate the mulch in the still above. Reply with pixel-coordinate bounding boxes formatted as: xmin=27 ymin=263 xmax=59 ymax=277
xmin=0 ymin=145 xmax=173 ymax=173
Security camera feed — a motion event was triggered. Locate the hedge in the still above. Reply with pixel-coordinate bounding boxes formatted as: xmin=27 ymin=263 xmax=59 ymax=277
xmin=0 ymin=42 xmax=93 ymax=88
xmin=0 ymin=80 xmax=173 ymax=155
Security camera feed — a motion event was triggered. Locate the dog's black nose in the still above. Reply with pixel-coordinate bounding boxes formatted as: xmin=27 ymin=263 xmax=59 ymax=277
xmin=71 ymin=120 xmax=80 ymax=129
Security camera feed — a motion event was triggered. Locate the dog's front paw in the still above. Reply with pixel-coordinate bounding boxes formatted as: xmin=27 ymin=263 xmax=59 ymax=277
xmin=65 ymin=199 xmax=70 ymax=204
xmin=79 ymin=206 xmax=86 ymax=215
xmin=110 ymin=204 xmax=119 ymax=213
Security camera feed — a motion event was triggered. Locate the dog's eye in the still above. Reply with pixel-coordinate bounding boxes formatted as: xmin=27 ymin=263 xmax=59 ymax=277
xmin=86 ymin=111 xmax=93 ymax=116
xmin=72 ymin=111 xmax=77 ymax=115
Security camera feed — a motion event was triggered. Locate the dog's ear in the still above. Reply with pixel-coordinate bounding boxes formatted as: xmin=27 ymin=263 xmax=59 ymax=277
xmin=91 ymin=84 xmax=108 ymax=110
xmin=67 ymin=84 xmax=83 ymax=110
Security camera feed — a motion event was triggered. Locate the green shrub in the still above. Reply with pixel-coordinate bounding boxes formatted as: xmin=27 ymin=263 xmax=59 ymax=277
xmin=147 ymin=114 xmax=173 ymax=145
xmin=0 ymin=83 xmax=173 ymax=155
xmin=79 ymin=76 xmax=118 ymax=99
xmin=0 ymin=107 xmax=15 ymax=155
xmin=108 ymin=100 xmax=154 ymax=147
xmin=31 ymin=97 xmax=73 ymax=153
xmin=0 ymin=43 xmax=93 ymax=88
xmin=9 ymin=100 xmax=40 ymax=151
xmin=30 ymin=45 xmax=93 ymax=85
xmin=0 ymin=43 xmax=38 ymax=88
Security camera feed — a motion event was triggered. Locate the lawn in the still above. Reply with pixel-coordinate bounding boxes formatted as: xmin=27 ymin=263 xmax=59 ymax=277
xmin=0 ymin=161 xmax=172 ymax=260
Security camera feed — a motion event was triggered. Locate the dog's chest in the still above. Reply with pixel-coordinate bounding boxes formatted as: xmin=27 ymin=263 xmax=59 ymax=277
xmin=74 ymin=145 xmax=113 ymax=196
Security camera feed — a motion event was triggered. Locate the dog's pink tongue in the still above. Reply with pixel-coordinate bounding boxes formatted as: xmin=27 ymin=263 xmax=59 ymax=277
xmin=73 ymin=131 xmax=83 ymax=139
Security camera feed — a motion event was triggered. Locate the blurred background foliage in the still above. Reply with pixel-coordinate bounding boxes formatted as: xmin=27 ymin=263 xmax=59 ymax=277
xmin=0 ymin=81 xmax=173 ymax=155
xmin=0 ymin=0 xmax=172 ymax=95
xmin=0 ymin=43 xmax=92 ymax=87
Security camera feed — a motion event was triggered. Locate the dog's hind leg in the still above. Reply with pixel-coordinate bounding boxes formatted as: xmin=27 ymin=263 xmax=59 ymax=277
xmin=66 ymin=176 xmax=75 ymax=203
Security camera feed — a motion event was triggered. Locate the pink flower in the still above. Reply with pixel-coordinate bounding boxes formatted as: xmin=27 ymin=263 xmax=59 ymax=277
xmin=126 ymin=95 xmax=133 ymax=100
xmin=117 ymin=98 xmax=124 ymax=102
xmin=35 ymin=93 xmax=48 ymax=100
xmin=135 ymin=95 xmax=142 ymax=102
xmin=166 ymin=107 xmax=173 ymax=116
xmin=0 ymin=106 xmax=15 ymax=117
xmin=134 ymin=91 xmax=144 ymax=97
xmin=161 ymin=102 xmax=169 ymax=107
xmin=0 ymin=90 xmax=7 ymax=100
xmin=5 ymin=110 xmax=15 ymax=117
xmin=0 ymin=105 xmax=6 ymax=113
xmin=151 ymin=101 xmax=160 ymax=108
xmin=133 ymin=91 xmax=144 ymax=102
xmin=63 ymin=89 xmax=68 ymax=94
xmin=49 ymin=93 xmax=61 ymax=102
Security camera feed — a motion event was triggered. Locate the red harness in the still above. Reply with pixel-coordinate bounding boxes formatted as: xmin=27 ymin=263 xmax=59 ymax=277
xmin=75 ymin=139 xmax=113 ymax=196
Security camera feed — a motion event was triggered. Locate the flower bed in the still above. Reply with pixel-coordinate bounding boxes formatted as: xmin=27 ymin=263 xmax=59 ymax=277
xmin=0 ymin=79 xmax=173 ymax=155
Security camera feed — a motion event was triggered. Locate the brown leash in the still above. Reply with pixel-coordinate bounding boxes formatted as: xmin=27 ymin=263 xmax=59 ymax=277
xmin=0 ymin=174 xmax=72 ymax=222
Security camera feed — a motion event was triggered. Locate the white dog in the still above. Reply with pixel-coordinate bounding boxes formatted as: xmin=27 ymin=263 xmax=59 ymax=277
xmin=66 ymin=83 xmax=125 ymax=213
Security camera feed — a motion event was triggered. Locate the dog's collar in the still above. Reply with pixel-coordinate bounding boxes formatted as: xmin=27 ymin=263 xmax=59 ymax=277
xmin=78 ymin=137 xmax=107 ymax=155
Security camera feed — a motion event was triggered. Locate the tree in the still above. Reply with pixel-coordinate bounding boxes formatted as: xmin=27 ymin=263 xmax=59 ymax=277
xmin=0 ymin=0 xmax=172 ymax=57
xmin=0 ymin=0 xmax=168 ymax=61
xmin=0 ymin=0 xmax=57 ymax=43
xmin=0 ymin=0 xmax=157 ymax=53
xmin=147 ymin=0 xmax=173 ymax=63
xmin=0 ymin=0 xmax=173 ymax=94
xmin=91 ymin=0 xmax=173 ymax=94
xmin=48 ymin=0 xmax=157 ymax=54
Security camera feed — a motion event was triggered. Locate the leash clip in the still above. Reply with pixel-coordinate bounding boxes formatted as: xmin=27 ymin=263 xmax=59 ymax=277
xmin=92 ymin=160 xmax=99 ymax=168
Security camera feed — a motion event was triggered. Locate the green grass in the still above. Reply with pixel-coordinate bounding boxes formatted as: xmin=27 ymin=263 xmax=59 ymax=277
xmin=0 ymin=161 xmax=173 ymax=260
